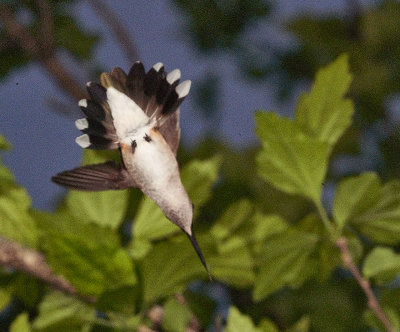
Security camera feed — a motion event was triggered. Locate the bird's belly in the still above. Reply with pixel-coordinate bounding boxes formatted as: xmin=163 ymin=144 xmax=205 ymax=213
xmin=121 ymin=130 xmax=181 ymax=196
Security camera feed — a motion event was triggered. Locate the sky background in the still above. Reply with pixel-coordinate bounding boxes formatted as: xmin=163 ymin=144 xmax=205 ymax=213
xmin=0 ymin=0 xmax=374 ymax=210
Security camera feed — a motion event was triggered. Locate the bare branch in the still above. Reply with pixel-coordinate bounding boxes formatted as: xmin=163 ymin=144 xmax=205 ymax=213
xmin=0 ymin=4 xmax=87 ymax=100
xmin=87 ymin=0 xmax=140 ymax=61
xmin=0 ymin=237 xmax=95 ymax=303
xmin=0 ymin=5 xmax=40 ymax=57
xmin=35 ymin=0 xmax=55 ymax=55
xmin=42 ymin=56 xmax=87 ymax=100
xmin=336 ymin=237 xmax=395 ymax=332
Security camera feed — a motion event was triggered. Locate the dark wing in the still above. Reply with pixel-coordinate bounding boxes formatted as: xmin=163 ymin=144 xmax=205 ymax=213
xmin=52 ymin=161 xmax=137 ymax=191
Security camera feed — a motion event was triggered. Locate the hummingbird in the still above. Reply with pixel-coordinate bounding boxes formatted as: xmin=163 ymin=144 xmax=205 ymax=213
xmin=52 ymin=61 xmax=210 ymax=277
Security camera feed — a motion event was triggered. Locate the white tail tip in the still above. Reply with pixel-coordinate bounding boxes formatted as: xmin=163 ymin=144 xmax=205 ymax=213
xmin=176 ymin=80 xmax=191 ymax=98
xmin=75 ymin=134 xmax=90 ymax=148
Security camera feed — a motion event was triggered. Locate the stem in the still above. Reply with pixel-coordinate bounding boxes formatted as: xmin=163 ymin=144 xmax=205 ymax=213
xmin=0 ymin=4 xmax=87 ymax=101
xmin=0 ymin=237 xmax=95 ymax=303
xmin=336 ymin=237 xmax=395 ymax=332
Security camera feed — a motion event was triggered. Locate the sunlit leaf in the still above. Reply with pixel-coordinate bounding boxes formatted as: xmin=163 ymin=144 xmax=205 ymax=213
xmin=225 ymin=306 xmax=257 ymax=332
xmin=0 ymin=288 xmax=11 ymax=311
xmin=42 ymin=220 xmax=136 ymax=296
xmin=10 ymin=313 xmax=30 ymax=332
xmin=333 ymin=172 xmax=379 ymax=230
xmin=363 ymin=247 xmax=400 ymax=283
xmin=161 ymin=297 xmax=192 ymax=332
xmin=256 ymin=112 xmax=330 ymax=203
xmin=334 ymin=173 xmax=400 ymax=244
xmin=226 ymin=306 xmax=278 ymax=332
xmin=295 ymin=54 xmax=353 ymax=146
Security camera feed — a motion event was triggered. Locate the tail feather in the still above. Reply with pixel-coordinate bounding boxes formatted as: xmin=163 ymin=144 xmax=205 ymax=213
xmin=74 ymin=61 xmax=190 ymax=154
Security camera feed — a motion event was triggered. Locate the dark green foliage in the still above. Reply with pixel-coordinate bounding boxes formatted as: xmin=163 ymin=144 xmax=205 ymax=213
xmin=173 ymin=0 xmax=269 ymax=51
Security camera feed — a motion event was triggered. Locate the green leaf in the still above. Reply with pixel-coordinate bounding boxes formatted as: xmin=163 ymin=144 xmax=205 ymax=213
xmin=226 ymin=306 xmax=278 ymax=332
xmin=286 ymin=316 xmax=311 ymax=332
xmin=208 ymin=236 xmax=255 ymax=288
xmin=180 ymin=156 xmax=220 ymax=208
xmin=161 ymin=297 xmax=192 ymax=332
xmin=256 ymin=112 xmax=330 ymax=203
xmin=226 ymin=306 xmax=257 ymax=332
xmin=0 ymin=135 xmax=11 ymax=150
xmin=363 ymin=247 xmax=400 ymax=283
xmin=211 ymin=199 xmax=254 ymax=240
xmin=364 ymin=306 xmax=400 ymax=332
xmin=140 ymin=236 xmax=204 ymax=305
xmin=333 ymin=172 xmax=379 ymax=230
xmin=41 ymin=219 xmax=136 ymax=296
xmin=10 ymin=313 xmax=30 ymax=332
xmin=257 ymin=318 xmax=279 ymax=332
xmin=0 ymin=163 xmax=14 ymax=186
xmin=295 ymin=54 xmax=353 ymax=146
xmin=132 ymin=157 xmax=219 ymax=241
xmin=32 ymin=292 xmax=94 ymax=332
xmin=334 ymin=173 xmax=400 ymax=244
xmin=96 ymin=285 xmax=139 ymax=315
xmin=253 ymin=229 xmax=319 ymax=301
xmin=0 ymin=288 xmax=11 ymax=311
xmin=66 ymin=150 xmax=129 ymax=229
xmin=0 ymin=187 xmax=38 ymax=247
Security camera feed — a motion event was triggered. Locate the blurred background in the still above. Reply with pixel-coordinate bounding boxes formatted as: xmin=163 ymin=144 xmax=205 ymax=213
xmin=1 ymin=0 xmax=399 ymax=213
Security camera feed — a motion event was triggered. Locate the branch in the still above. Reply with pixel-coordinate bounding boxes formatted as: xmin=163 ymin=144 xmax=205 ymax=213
xmin=0 ymin=237 xmax=95 ymax=303
xmin=87 ymin=0 xmax=140 ymax=61
xmin=0 ymin=4 xmax=87 ymax=100
xmin=0 ymin=5 xmax=40 ymax=57
xmin=336 ymin=237 xmax=395 ymax=332
xmin=35 ymin=0 xmax=55 ymax=55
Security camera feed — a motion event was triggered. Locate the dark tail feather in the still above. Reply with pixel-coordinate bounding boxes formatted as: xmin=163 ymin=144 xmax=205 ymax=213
xmin=187 ymin=231 xmax=212 ymax=281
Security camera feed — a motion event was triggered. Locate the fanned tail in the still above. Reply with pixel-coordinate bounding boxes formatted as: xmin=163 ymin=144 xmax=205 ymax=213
xmin=74 ymin=61 xmax=190 ymax=155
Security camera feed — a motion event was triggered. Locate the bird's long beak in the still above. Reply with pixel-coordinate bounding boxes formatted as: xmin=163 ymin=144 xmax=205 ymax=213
xmin=187 ymin=230 xmax=212 ymax=281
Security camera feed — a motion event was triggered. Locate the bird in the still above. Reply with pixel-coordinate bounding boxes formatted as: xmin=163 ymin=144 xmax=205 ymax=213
xmin=52 ymin=61 xmax=210 ymax=278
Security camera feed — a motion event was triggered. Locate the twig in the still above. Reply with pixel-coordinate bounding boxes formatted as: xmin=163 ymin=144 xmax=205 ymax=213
xmin=87 ymin=0 xmax=140 ymax=61
xmin=0 ymin=237 xmax=95 ymax=303
xmin=0 ymin=4 xmax=87 ymax=100
xmin=35 ymin=0 xmax=55 ymax=55
xmin=336 ymin=237 xmax=395 ymax=332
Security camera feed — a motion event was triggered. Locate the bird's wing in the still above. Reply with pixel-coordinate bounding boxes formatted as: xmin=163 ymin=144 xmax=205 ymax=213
xmin=52 ymin=161 xmax=137 ymax=191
